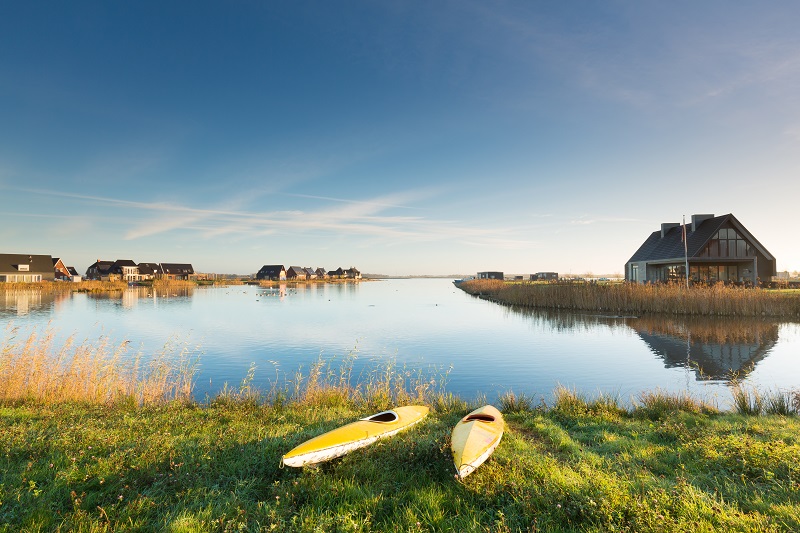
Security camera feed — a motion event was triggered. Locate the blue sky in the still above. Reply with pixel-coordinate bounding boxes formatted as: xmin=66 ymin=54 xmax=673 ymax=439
xmin=2 ymin=1 xmax=799 ymax=276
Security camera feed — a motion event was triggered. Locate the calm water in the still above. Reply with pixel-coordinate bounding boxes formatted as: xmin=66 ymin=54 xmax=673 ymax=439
xmin=2 ymin=279 xmax=798 ymax=406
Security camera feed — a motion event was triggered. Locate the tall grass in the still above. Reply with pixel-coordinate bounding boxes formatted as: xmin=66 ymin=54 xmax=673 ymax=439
xmin=459 ymin=279 xmax=800 ymax=317
xmin=0 ymin=327 xmax=197 ymax=405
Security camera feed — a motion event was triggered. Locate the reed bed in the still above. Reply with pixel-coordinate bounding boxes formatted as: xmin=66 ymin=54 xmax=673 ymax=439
xmin=459 ymin=279 xmax=800 ymax=317
xmin=0 ymin=327 xmax=197 ymax=405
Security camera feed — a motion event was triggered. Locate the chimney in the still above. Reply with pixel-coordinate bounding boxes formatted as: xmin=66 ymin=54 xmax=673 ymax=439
xmin=660 ymin=223 xmax=680 ymax=238
xmin=691 ymin=214 xmax=714 ymax=232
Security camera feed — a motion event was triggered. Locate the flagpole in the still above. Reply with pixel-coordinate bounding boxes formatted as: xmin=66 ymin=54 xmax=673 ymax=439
xmin=683 ymin=215 xmax=689 ymax=288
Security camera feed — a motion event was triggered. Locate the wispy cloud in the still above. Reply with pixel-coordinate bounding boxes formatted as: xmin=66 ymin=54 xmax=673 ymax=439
xmin=8 ymin=186 xmax=530 ymax=247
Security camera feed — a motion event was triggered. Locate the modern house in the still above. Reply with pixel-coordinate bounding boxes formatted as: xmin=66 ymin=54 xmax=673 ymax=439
xmin=161 ymin=263 xmax=195 ymax=280
xmin=344 ymin=267 xmax=361 ymax=279
xmin=625 ymin=213 xmax=776 ymax=285
xmin=85 ymin=260 xmax=116 ymax=281
xmin=328 ymin=267 xmax=345 ymax=278
xmin=137 ymin=263 xmax=163 ymax=280
xmin=531 ymin=272 xmax=558 ymax=281
xmin=110 ymin=259 xmax=140 ymax=282
xmin=256 ymin=265 xmax=286 ymax=281
xmin=286 ymin=266 xmax=308 ymax=280
xmin=0 ymin=254 xmax=55 ymax=282
xmin=478 ymin=271 xmax=504 ymax=280
xmin=303 ymin=267 xmax=317 ymax=280
xmin=315 ymin=267 xmax=327 ymax=279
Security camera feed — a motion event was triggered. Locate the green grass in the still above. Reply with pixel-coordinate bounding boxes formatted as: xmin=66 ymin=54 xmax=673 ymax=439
xmin=2 ymin=390 xmax=799 ymax=532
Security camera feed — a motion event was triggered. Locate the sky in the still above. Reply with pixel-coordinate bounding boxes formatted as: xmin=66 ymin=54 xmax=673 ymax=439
xmin=2 ymin=1 xmax=799 ymax=276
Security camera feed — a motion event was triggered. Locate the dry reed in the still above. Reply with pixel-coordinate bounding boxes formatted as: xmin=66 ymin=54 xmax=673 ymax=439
xmin=0 ymin=326 xmax=197 ymax=405
xmin=459 ymin=280 xmax=800 ymax=317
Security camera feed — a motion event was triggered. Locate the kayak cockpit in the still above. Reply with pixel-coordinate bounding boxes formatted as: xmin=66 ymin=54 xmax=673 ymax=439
xmin=363 ymin=410 xmax=398 ymax=423
xmin=464 ymin=413 xmax=495 ymax=423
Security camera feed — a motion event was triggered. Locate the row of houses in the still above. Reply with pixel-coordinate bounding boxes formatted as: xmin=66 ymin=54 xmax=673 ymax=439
xmin=256 ymin=265 xmax=361 ymax=281
xmin=0 ymin=254 xmax=81 ymax=283
xmin=85 ymin=260 xmax=195 ymax=282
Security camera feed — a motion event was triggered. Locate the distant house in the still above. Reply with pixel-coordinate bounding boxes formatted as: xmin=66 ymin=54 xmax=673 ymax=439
xmin=137 ymin=262 xmax=162 ymax=280
xmin=52 ymin=257 xmax=71 ymax=281
xmin=85 ymin=260 xmax=116 ymax=281
xmin=328 ymin=267 xmax=345 ymax=278
xmin=0 ymin=254 xmax=55 ymax=283
xmin=315 ymin=267 xmax=328 ymax=279
xmin=256 ymin=265 xmax=286 ymax=281
xmin=286 ymin=266 xmax=307 ymax=280
xmin=110 ymin=259 xmax=140 ymax=282
xmin=66 ymin=266 xmax=81 ymax=282
xmin=478 ymin=271 xmax=504 ymax=280
xmin=344 ymin=267 xmax=361 ymax=279
xmin=625 ymin=213 xmax=776 ymax=285
xmin=531 ymin=272 xmax=558 ymax=281
xmin=161 ymin=263 xmax=195 ymax=280
xmin=304 ymin=267 xmax=317 ymax=280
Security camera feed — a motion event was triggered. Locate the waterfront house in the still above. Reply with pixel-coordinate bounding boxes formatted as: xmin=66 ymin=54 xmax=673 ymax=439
xmin=256 ymin=265 xmax=286 ymax=281
xmin=0 ymin=254 xmax=55 ymax=282
xmin=160 ymin=263 xmax=195 ymax=280
xmin=85 ymin=260 xmax=116 ymax=281
xmin=531 ymin=272 xmax=558 ymax=281
xmin=137 ymin=262 xmax=162 ymax=280
xmin=287 ymin=266 xmax=307 ymax=280
xmin=328 ymin=267 xmax=345 ymax=278
xmin=315 ymin=267 xmax=327 ymax=279
xmin=478 ymin=271 xmax=504 ymax=280
xmin=303 ymin=267 xmax=317 ymax=280
xmin=625 ymin=213 xmax=776 ymax=285
xmin=52 ymin=258 xmax=71 ymax=281
xmin=344 ymin=267 xmax=361 ymax=279
xmin=110 ymin=259 xmax=140 ymax=282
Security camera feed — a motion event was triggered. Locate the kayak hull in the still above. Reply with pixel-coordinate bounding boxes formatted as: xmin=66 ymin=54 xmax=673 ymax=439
xmin=282 ymin=405 xmax=429 ymax=467
xmin=451 ymin=404 xmax=504 ymax=479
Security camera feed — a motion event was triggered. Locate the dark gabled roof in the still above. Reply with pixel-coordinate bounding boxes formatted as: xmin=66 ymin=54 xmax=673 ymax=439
xmin=627 ymin=214 xmax=729 ymax=263
xmin=67 ymin=266 xmax=79 ymax=276
xmin=627 ymin=213 xmax=776 ymax=264
xmin=112 ymin=259 xmax=138 ymax=268
xmin=258 ymin=264 xmax=285 ymax=273
xmin=161 ymin=263 xmax=194 ymax=274
xmin=137 ymin=262 xmax=162 ymax=275
xmin=0 ymin=254 xmax=55 ymax=274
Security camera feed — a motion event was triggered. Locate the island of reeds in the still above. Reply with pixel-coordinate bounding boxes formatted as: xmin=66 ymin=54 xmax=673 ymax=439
xmin=457 ymin=279 xmax=800 ymax=318
xmin=2 ymin=330 xmax=799 ymax=532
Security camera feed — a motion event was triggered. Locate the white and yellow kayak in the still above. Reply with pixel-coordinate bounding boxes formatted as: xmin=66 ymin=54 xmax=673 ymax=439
xmin=451 ymin=404 xmax=504 ymax=479
xmin=281 ymin=405 xmax=429 ymax=467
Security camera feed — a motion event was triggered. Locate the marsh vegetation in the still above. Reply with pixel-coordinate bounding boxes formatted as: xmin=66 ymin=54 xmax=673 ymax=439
xmin=458 ymin=279 xmax=800 ymax=318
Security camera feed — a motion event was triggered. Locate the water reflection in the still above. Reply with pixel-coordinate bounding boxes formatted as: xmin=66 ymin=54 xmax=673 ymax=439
xmin=85 ymin=286 xmax=195 ymax=307
xmin=0 ymin=291 xmax=70 ymax=317
xmin=630 ymin=315 xmax=779 ymax=381
xmin=507 ymin=306 xmax=781 ymax=383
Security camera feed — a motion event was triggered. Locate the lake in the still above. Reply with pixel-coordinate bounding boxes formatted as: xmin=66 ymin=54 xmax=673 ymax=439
xmin=2 ymin=279 xmax=798 ymax=406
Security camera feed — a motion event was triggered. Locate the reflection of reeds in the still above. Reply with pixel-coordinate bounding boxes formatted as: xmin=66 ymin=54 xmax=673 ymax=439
xmin=459 ymin=280 xmax=800 ymax=318
xmin=631 ymin=315 xmax=781 ymax=345
xmin=0 ymin=327 xmax=197 ymax=405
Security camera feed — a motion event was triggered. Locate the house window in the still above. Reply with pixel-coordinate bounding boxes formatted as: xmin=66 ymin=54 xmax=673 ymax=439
xmin=631 ymin=264 xmax=638 ymax=281
xmin=18 ymin=264 xmax=29 ymax=271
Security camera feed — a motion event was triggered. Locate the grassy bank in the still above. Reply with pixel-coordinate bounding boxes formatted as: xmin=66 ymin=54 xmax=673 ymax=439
xmin=2 ymin=388 xmax=800 ymax=532
xmin=1 ymin=334 xmax=800 ymax=531
xmin=458 ymin=280 xmax=800 ymax=318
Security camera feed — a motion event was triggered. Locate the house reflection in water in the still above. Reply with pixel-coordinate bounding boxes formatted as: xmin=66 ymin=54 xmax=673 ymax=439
xmin=630 ymin=316 xmax=780 ymax=380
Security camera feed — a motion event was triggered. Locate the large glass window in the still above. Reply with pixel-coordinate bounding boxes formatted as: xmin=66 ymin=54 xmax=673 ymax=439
xmin=699 ymin=227 xmax=753 ymax=258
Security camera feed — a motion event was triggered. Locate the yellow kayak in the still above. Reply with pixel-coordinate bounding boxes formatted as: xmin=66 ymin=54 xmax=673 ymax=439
xmin=282 ymin=405 xmax=429 ymax=467
xmin=451 ymin=404 xmax=504 ymax=479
